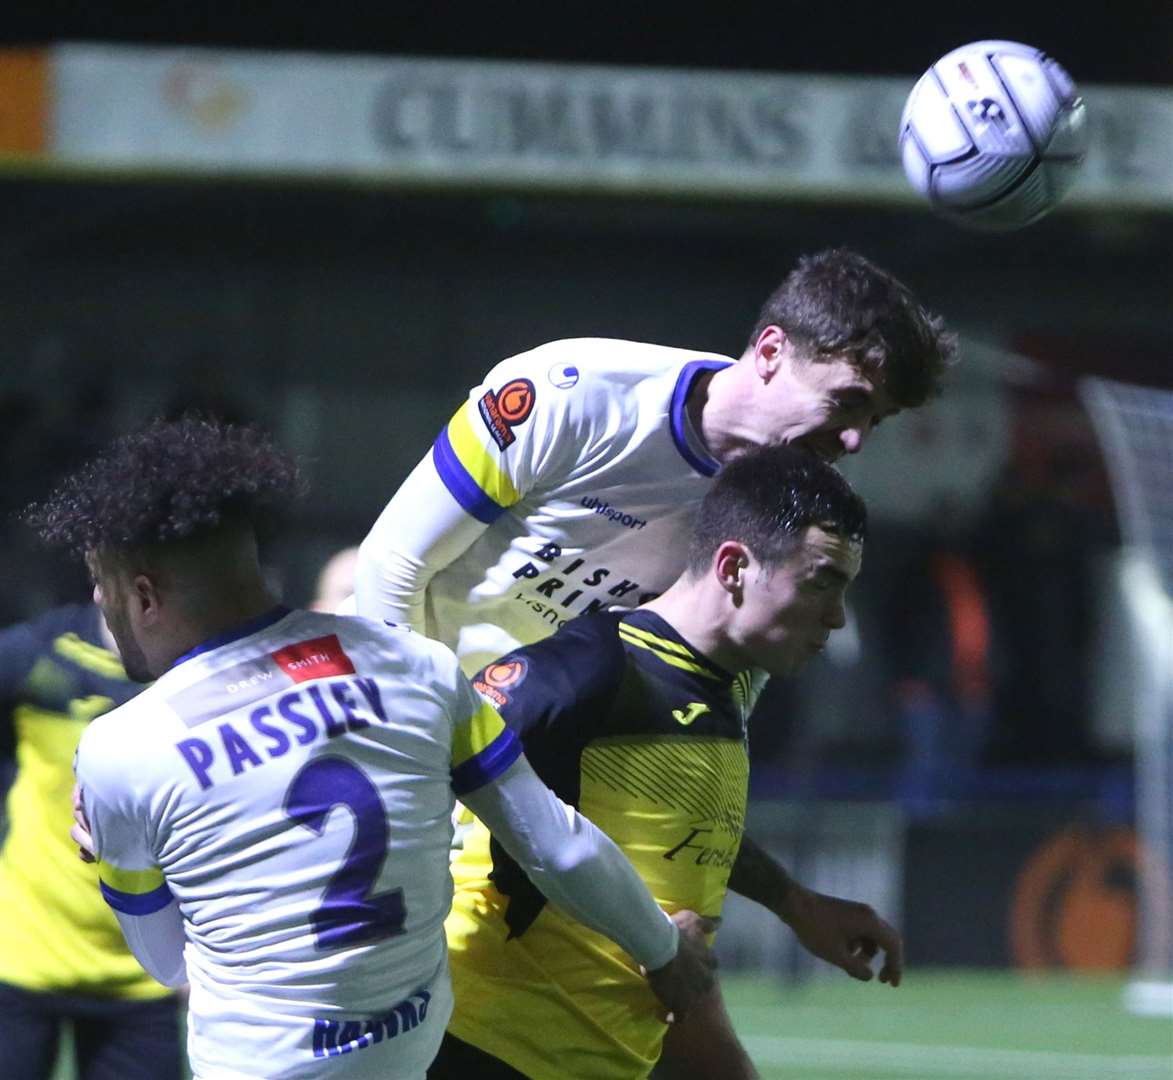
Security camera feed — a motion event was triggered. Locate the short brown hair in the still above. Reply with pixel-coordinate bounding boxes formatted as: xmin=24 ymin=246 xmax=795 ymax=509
xmin=749 ymin=248 xmax=957 ymax=408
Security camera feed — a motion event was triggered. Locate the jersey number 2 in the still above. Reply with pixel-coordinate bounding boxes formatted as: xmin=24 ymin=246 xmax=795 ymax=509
xmin=284 ymin=756 xmax=407 ymax=950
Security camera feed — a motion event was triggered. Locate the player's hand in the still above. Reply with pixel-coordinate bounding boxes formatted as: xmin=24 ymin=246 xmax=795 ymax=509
xmin=71 ymin=783 xmax=97 ymax=864
xmin=780 ymin=883 xmax=903 ymax=986
xmin=645 ymin=910 xmax=720 ymax=1022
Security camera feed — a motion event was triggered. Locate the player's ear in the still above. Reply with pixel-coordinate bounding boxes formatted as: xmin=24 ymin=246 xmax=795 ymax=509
xmin=753 ymin=325 xmax=786 ymax=380
xmin=714 ymin=542 xmax=749 ymax=595
xmin=132 ymin=574 xmax=163 ymax=625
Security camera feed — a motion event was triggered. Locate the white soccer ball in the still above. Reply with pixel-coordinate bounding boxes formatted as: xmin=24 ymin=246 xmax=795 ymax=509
xmin=898 ymin=40 xmax=1089 ymax=230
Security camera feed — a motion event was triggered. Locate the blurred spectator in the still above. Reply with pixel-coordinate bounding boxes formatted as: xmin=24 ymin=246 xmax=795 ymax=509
xmin=881 ymin=513 xmax=992 ymax=812
xmin=973 ymin=466 xmax=1110 ymax=764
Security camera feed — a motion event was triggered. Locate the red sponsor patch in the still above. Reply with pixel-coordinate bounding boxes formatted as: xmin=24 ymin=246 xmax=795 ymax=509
xmin=497 ymin=379 xmax=535 ymax=424
xmin=477 ymin=378 xmax=536 ymax=451
xmin=473 ymin=657 xmax=528 ymax=707
xmin=473 ymin=680 xmax=507 ymax=708
xmin=482 ymin=658 xmax=527 ymax=690
xmin=271 ymin=635 xmax=356 ymax=683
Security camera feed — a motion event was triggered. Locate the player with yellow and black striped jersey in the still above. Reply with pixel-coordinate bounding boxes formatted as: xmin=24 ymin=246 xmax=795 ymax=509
xmin=432 ymin=446 xmax=905 ymax=1080
xmin=0 ymin=602 xmax=181 ymax=1080
xmin=444 ymin=610 xmax=749 ymax=1080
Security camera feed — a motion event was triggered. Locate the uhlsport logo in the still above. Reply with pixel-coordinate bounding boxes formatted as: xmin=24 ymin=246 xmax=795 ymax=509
xmin=548 ymin=363 xmax=580 ymax=389
xmin=581 ymin=495 xmax=647 ymax=531
xmin=478 ymin=378 xmax=536 ymax=450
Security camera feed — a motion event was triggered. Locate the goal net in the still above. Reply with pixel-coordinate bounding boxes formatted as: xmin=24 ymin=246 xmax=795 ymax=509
xmin=1080 ymin=376 xmax=1173 ymax=1017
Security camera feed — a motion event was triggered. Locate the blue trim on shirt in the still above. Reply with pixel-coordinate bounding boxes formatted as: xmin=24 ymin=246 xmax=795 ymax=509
xmin=100 ymin=879 xmax=175 ymax=916
xmin=669 ymin=360 xmax=729 ymax=478
xmin=451 ymin=727 xmax=522 ymax=796
xmin=169 ymin=606 xmax=292 ymax=670
xmin=432 ymin=429 xmax=508 ymax=525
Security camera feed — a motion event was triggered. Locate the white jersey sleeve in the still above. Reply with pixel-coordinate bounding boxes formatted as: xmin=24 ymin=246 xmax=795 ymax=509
xmin=462 ymin=754 xmax=678 ymax=972
xmin=75 ymin=732 xmax=187 ymax=987
xmin=355 ymin=341 xmax=590 ymax=629
xmin=355 ymin=457 xmax=489 ymax=630
xmin=430 ymin=342 xmax=588 ymax=522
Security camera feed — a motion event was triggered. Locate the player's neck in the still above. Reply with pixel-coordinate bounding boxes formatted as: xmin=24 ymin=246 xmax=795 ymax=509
xmin=160 ymin=582 xmax=282 ymax=671
xmin=640 ymin=581 xmax=744 ymax=674
xmin=692 ymin=356 xmax=758 ymax=467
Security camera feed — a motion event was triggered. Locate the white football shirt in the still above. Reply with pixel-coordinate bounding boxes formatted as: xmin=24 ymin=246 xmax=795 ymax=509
xmin=75 ymin=607 xmax=520 ymax=1079
xmin=357 ymin=338 xmax=733 ymax=673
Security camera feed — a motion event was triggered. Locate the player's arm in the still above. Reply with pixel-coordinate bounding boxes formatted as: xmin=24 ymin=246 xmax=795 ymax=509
xmin=447 ymin=651 xmax=716 ymax=1019
xmin=653 ymin=980 xmax=761 ymax=1080
xmin=729 ymin=835 xmax=903 ymax=986
xmin=461 ymin=753 xmax=716 ymax=1018
xmin=355 ymin=455 xmax=494 ymax=628
xmin=74 ymin=731 xmax=188 ymax=988
xmin=355 ymin=349 xmax=579 ymax=628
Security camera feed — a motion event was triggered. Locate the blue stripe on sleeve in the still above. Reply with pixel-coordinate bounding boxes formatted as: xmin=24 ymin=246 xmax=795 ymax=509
xmin=100 ymin=879 xmax=175 ymax=916
xmin=432 ymin=428 xmax=508 ymax=525
xmin=451 ymin=727 xmax=523 ymax=796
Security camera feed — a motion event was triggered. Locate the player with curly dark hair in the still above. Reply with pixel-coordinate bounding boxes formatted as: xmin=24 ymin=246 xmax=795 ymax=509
xmin=28 ymin=417 xmax=717 ymax=1080
xmin=25 ymin=415 xmax=303 ymax=554
xmin=25 ymin=416 xmax=304 ymax=683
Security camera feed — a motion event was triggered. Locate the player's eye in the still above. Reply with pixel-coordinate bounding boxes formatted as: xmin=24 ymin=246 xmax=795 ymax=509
xmin=834 ymin=392 xmax=870 ymax=413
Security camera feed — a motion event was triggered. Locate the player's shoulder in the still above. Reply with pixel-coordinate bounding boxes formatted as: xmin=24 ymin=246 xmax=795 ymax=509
xmin=291 ymin=609 xmax=467 ymax=697
xmin=75 ymin=685 xmax=168 ymax=800
xmin=484 ymin=338 xmax=729 ymax=390
xmin=491 ymin=612 xmax=628 ymax=703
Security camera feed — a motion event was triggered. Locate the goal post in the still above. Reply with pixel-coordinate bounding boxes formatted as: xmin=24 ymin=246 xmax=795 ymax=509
xmin=1080 ymin=376 xmax=1173 ymax=1017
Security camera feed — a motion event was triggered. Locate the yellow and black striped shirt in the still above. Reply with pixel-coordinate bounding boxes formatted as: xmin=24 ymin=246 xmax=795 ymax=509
xmin=447 ymin=609 xmax=752 ymax=1080
xmin=0 ymin=603 xmax=169 ymax=998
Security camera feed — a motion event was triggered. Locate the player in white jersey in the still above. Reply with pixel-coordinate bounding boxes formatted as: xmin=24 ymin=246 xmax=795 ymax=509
xmin=25 ymin=418 xmax=716 ymax=1080
xmin=354 ymin=248 xmax=957 ymax=1078
xmin=355 ymin=248 xmax=956 ymax=673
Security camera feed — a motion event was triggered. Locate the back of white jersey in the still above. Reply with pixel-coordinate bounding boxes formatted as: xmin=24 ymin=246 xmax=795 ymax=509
xmin=76 ymin=607 xmax=520 ymax=1079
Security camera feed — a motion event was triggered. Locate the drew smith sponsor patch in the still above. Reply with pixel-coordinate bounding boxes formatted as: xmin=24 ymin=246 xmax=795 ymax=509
xmin=272 ymin=635 xmax=356 ymax=683
xmin=478 ymin=378 xmax=535 ymax=451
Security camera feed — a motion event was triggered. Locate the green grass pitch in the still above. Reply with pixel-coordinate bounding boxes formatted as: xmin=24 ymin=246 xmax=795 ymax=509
xmin=50 ymin=970 xmax=1170 ymax=1079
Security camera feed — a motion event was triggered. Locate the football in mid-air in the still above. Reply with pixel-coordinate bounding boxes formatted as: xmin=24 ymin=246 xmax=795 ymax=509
xmin=898 ymin=40 xmax=1089 ymax=230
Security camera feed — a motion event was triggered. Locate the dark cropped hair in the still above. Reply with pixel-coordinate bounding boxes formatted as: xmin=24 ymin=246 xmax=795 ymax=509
xmin=748 ymin=248 xmax=957 ymax=407
xmin=685 ymin=445 xmax=866 ymax=576
xmin=24 ymin=416 xmax=304 ymax=555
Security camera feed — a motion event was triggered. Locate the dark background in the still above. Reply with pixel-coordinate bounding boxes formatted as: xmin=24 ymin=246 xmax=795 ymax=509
xmin=1 ymin=7 xmax=1167 ymax=928
xmin=4 ymin=2 xmax=1171 ymax=85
